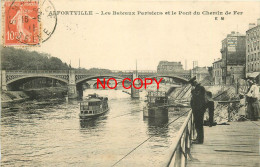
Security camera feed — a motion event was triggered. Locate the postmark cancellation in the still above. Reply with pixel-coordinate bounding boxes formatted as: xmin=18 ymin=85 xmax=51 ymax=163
xmin=2 ymin=0 xmax=57 ymax=46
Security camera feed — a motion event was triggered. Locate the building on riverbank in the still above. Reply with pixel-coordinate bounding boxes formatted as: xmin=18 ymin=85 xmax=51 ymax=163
xmin=220 ymin=31 xmax=246 ymax=85
xmin=157 ymin=61 xmax=190 ymax=80
xmin=157 ymin=61 xmax=184 ymax=73
xmin=246 ymin=18 xmax=260 ymax=84
xmin=212 ymin=59 xmax=223 ymax=85
xmin=191 ymin=66 xmax=210 ymax=83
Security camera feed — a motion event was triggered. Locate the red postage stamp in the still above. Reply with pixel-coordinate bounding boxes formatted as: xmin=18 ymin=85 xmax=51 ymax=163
xmin=4 ymin=0 xmax=39 ymax=46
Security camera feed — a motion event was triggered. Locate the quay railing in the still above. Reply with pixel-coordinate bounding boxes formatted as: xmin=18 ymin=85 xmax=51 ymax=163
xmin=165 ymin=109 xmax=194 ymax=167
xmin=216 ymin=100 xmax=240 ymax=122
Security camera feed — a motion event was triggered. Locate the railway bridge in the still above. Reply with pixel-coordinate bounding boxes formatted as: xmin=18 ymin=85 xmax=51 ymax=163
xmin=1 ymin=70 xmax=191 ymax=98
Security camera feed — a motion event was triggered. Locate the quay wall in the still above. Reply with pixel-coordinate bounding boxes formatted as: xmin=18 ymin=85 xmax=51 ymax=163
xmin=1 ymin=87 xmax=68 ymax=108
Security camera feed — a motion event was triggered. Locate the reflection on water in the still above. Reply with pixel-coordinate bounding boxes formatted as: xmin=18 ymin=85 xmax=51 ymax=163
xmin=1 ymin=89 xmax=187 ymax=167
xmin=144 ymin=117 xmax=169 ymax=138
xmin=80 ymin=116 xmax=108 ymax=129
xmin=144 ymin=116 xmax=169 ymax=127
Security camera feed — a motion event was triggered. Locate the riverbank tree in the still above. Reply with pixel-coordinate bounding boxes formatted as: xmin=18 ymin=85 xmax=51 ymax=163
xmin=1 ymin=46 xmax=70 ymax=70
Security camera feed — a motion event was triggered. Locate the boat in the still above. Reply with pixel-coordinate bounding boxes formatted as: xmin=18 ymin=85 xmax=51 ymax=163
xmin=79 ymin=93 xmax=109 ymax=119
xmin=143 ymin=91 xmax=168 ymax=118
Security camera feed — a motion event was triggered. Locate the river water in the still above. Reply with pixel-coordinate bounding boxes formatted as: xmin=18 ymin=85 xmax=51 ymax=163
xmin=1 ymin=89 xmax=188 ymax=167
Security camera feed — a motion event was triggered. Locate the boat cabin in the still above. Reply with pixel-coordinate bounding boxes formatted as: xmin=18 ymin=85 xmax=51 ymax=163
xmin=143 ymin=91 xmax=169 ymax=118
xmin=79 ymin=94 xmax=108 ymax=116
xmin=146 ymin=91 xmax=168 ymax=106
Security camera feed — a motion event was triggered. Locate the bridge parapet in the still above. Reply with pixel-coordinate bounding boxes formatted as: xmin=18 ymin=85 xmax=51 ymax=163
xmin=75 ymin=71 xmax=133 ymax=75
xmin=110 ymin=70 xmax=156 ymax=73
xmin=6 ymin=70 xmax=69 ymax=74
xmin=111 ymin=70 xmax=134 ymax=73
xmin=74 ymin=70 xmax=157 ymax=75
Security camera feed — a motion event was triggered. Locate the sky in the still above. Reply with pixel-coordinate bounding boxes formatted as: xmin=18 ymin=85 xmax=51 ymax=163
xmin=24 ymin=0 xmax=260 ymax=70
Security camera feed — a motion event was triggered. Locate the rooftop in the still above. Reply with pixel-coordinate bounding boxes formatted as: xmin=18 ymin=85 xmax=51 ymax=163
xmin=213 ymin=59 xmax=222 ymax=63
xmin=246 ymin=24 xmax=260 ymax=32
xmin=83 ymin=98 xmax=101 ymax=102
xmin=246 ymin=18 xmax=260 ymax=32
xmin=158 ymin=61 xmax=182 ymax=65
xmin=226 ymin=31 xmax=245 ymax=37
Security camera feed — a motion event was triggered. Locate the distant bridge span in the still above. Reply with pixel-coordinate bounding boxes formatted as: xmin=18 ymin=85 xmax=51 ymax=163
xmin=1 ymin=70 xmax=191 ymax=98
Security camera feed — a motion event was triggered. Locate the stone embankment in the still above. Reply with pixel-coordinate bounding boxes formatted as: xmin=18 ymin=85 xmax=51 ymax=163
xmin=1 ymin=87 xmax=68 ymax=109
xmin=169 ymin=84 xmax=243 ymax=123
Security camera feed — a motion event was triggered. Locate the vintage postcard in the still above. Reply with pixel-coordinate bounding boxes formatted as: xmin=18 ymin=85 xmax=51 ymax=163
xmin=1 ymin=0 xmax=260 ymax=166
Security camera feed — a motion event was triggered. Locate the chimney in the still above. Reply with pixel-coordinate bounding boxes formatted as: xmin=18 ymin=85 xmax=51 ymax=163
xmin=231 ymin=31 xmax=235 ymax=34
xmin=257 ymin=18 xmax=260 ymax=26
xmin=249 ymin=23 xmax=256 ymax=29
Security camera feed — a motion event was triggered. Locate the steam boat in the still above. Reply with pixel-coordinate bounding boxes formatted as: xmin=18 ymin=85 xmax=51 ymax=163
xmin=79 ymin=94 xmax=109 ymax=119
xmin=143 ymin=91 xmax=169 ymax=118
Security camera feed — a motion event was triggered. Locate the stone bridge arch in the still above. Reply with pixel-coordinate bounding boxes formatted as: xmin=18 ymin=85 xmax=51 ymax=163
xmin=2 ymin=71 xmax=69 ymax=90
xmin=6 ymin=75 xmax=69 ymax=85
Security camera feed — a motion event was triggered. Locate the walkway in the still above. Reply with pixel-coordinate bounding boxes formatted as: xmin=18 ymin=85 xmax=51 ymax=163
xmin=187 ymin=120 xmax=260 ymax=167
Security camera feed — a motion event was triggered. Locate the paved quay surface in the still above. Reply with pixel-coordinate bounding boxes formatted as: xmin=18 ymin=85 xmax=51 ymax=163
xmin=187 ymin=120 xmax=260 ymax=167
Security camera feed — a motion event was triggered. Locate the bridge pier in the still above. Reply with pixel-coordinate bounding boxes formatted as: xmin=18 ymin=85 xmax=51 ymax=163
xmin=68 ymin=70 xmax=78 ymax=99
xmin=131 ymin=72 xmax=139 ymax=98
xmin=68 ymin=85 xmax=77 ymax=99
xmin=1 ymin=70 xmax=7 ymax=91
xmin=77 ymin=84 xmax=84 ymax=99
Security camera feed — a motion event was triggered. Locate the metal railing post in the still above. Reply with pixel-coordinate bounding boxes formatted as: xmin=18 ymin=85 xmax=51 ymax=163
xmin=174 ymin=143 xmax=182 ymax=167
xmin=166 ymin=110 xmax=193 ymax=167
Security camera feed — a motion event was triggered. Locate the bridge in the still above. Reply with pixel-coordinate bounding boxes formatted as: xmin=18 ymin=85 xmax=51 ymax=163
xmin=1 ymin=70 xmax=191 ymax=98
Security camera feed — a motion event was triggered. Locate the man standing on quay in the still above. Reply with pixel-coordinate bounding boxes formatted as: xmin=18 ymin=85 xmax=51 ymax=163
xmin=189 ymin=76 xmax=207 ymax=144
xmin=246 ymin=79 xmax=259 ymax=121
